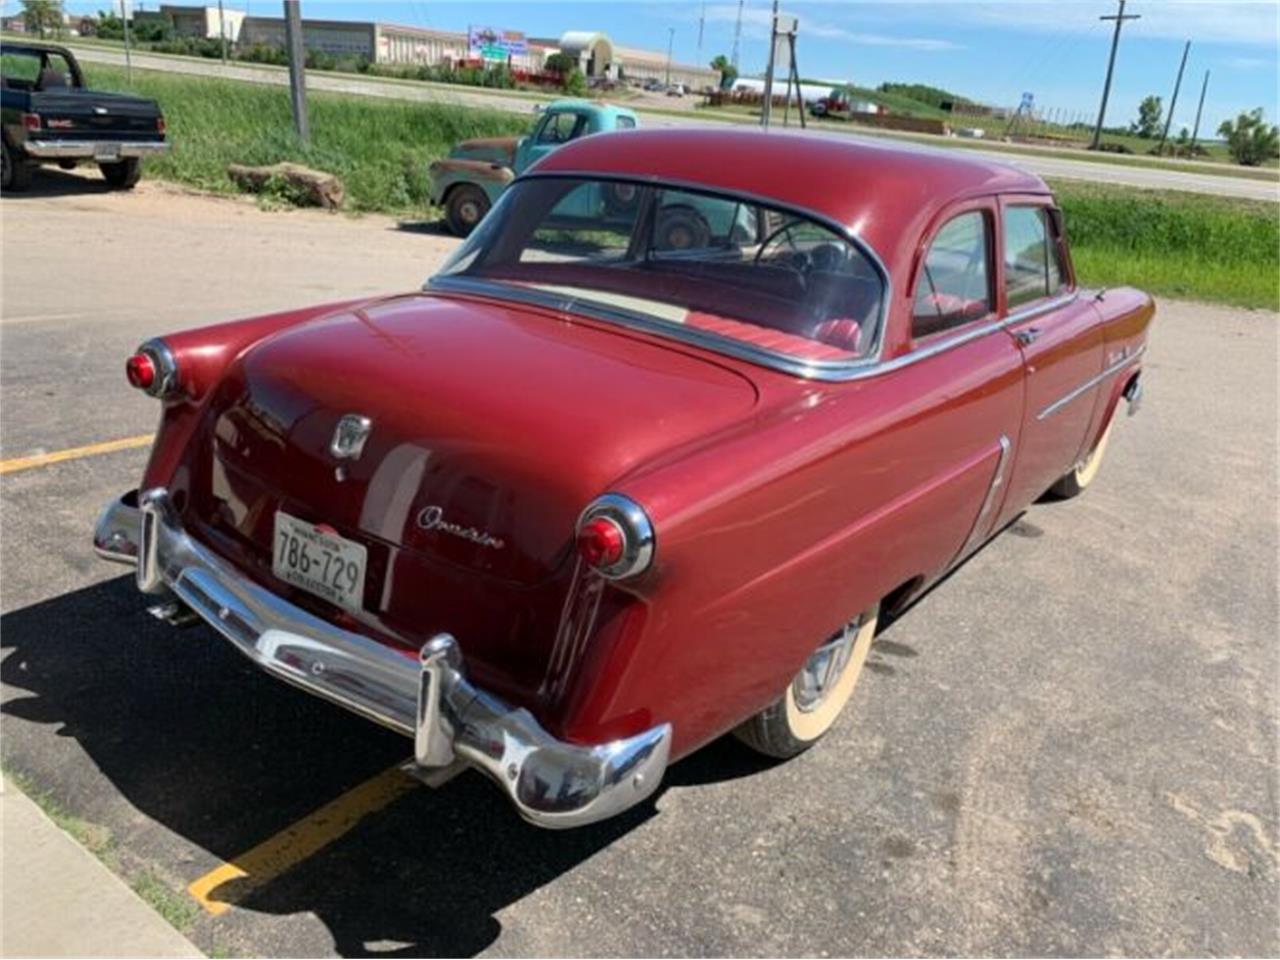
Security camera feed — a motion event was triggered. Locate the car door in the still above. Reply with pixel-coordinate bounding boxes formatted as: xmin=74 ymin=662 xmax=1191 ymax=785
xmin=994 ymin=196 xmax=1105 ymax=527
xmin=520 ymin=109 xmax=591 ymax=169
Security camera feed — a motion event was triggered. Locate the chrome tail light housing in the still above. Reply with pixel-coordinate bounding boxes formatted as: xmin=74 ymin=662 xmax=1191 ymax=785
xmin=576 ymin=493 xmax=655 ymax=580
xmin=126 ymin=338 xmax=180 ymax=399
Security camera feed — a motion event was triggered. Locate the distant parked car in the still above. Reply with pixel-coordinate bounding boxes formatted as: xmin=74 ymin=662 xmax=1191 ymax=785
xmin=95 ymin=130 xmax=1152 ymax=829
xmin=666 ymin=83 xmax=686 ymax=97
xmin=427 ymin=98 xmax=638 ymax=236
xmin=1 ymin=40 xmax=168 ymax=191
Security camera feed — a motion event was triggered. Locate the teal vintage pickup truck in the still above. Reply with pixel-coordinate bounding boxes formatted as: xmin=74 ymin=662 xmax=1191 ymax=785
xmin=429 ymin=99 xmax=638 ymax=236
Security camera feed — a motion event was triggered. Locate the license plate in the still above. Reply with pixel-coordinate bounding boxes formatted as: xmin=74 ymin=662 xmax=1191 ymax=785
xmin=272 ymin=512 xmax=367 ymax=613
xmin=94 ymin=143 xmax=121 ymax=161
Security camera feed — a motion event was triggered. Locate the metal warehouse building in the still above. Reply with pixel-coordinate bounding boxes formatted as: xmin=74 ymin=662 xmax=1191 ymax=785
xmin=140 ymin=5 xmax=718 ymax=89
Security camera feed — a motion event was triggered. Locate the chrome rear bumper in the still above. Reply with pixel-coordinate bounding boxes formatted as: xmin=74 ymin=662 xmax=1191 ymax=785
xmin=93 ymin=488 xmax=671 ymax=829
xmin=24 ymin=139 xmax=170 ymax=160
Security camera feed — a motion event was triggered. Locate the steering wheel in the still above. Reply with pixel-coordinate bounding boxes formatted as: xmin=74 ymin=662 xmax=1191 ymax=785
xmin=753 ymin=220 xmax=811 ymax=286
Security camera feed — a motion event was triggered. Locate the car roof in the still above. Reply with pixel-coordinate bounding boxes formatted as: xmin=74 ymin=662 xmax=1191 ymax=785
xmin=1 ymin=40 xmax=73 ymax=55
xmin=545 ymin=98 xmax=638 ymax=119
xmin=528 ymin=127 xmax=1048 ymax=269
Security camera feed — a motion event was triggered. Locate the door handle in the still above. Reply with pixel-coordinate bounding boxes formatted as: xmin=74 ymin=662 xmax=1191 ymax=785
xmin=1014 ymin=327 xmax=1042 ymax=346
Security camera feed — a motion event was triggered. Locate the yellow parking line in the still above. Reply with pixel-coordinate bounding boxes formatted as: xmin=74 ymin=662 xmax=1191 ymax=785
xmin=187 ymin=766 xmax=420 ymax=916
xmin=0 ymin=434 xmax=153 ymax=475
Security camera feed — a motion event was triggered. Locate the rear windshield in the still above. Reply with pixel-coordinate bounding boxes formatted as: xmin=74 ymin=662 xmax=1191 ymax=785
xmin=435 ymin=177 xmax=886 ymax=367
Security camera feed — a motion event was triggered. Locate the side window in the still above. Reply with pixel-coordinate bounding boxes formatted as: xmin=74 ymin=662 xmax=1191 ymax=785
xmin=0 ymin=50 xmax=42 ymax=88
xmin=536 ymin=111 xmax=588 ymax=145
xmin=1004 ymin=206 xmax=1067 ymax=308
xmin=912 ymin=211 xmax=992 ymax=340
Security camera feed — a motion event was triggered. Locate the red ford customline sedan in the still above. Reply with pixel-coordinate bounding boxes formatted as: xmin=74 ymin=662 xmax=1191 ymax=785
xmin=94 ymin=130 xmax=1153 ymax=828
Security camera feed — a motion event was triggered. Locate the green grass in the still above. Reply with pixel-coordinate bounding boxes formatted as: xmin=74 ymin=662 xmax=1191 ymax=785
xmin=1051 ymin=179 xmax=1280 ymax=309
xmin=4 ymin=767 xmax=116 ymax=858
xmin=84 ymin=62 xmax=529 ymax=212
xmin=131 ymin=871 xmax=201 ymax=933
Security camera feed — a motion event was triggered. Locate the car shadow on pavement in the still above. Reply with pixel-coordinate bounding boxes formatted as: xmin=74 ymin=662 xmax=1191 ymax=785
xmin=0 ymin=574 xmax=764 ymax=957
xmin=391 ymin=219 xmax=454 ymax=238
xmin=2 ymin=165 xmax=117 ymax=198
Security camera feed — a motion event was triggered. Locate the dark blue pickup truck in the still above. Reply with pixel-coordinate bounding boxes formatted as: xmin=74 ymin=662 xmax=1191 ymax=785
xmin=2 ymin=40 xmax=168 ymax=191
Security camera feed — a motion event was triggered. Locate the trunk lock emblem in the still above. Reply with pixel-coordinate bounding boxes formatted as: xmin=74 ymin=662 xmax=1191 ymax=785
xmin=330 ymin=414 xmax=372 ymax=460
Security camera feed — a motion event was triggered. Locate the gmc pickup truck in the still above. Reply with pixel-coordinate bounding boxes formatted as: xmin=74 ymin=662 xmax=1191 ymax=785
xmin=1 ymin=40 xmax=168 ymax=191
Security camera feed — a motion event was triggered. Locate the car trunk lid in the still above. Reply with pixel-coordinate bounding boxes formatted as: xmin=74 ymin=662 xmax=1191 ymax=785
xmin=186 ymin=293 xmax=758 ymax=596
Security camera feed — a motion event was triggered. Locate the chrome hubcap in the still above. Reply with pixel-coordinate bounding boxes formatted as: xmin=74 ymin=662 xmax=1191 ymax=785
xmin=460 ymin=200 xmax=481 ymax=224
xmin=791 ymin=615 xmax=862 ymax=713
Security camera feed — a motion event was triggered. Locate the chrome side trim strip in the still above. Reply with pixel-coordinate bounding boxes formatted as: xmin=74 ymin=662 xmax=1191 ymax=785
xmin=955 ymin=434 xmax=1012 ymax=562
xmin=1036 ymin=345 xmax=1146 ymax=422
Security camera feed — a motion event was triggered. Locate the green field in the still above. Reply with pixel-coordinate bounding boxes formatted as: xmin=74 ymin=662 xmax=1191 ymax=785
xmin=83 ymin=63 xmax=529 ymax=211
xmin=1051 ymin=181 xmax=1278 ymax=309
xmin=75 ymin=64 xmax=1280 ymax=310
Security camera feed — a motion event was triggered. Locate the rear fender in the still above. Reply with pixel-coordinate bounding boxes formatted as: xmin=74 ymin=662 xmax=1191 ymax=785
xmin=1077 ymin=287 xmax=1155 ymax=459
xmin=138 ymin=297 xmax=377 ymax=490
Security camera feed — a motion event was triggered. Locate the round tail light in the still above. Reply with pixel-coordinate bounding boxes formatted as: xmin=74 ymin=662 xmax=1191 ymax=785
xmin=576 ymin=494 xmax=655 ymax=580
xmin=125 ymin=352 xmax=155 ymax=390
xmin=125 ymin=338 xmax=179 ymax=398
xmin=577 ymin=517 xmax=625 ymax=568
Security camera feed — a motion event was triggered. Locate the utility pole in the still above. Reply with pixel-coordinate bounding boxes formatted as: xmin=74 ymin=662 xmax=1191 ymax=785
xmin=120 ymin=0 xmax=133 ymax=84
xmin=283 ymin=0 xmax=309 ymax=143
xmin=730 ymin=0 xmax=743 ymax=69
xmin=1189 ymin=69 xmax=1210 ymax=152
xmin=697 ymin=1 xmax=705 ymax=59
xmin=1158 ymin=40 xmax=1190 ymax=155
xmin=218 ymin=0 xmax=228 ymax=65
xmin=665 ymin=26 xmax=674 ymax=88
xmin=760 ymin=0 xmax=779 ymax=128
xmin=1090 ymin=0 xmax=1140 ymax=150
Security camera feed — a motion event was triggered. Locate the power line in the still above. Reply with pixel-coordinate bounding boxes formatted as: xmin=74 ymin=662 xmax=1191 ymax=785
xmin=1090 ymin=0 xmax=1140 ymax=150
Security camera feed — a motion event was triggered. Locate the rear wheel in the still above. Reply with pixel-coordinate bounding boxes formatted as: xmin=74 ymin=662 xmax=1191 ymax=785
xmin=3 ymin=140 xmax=33 ymax=191
xmin=444 ymin=184 xmax=490 ymax=237
xmin=734 ymin=605 xmax=880 ymax=759
xmin=100 ymin=157 xmax=141 ymax=189
xmin=602 ymin=181 xmax=639 ymax=215
xmin=656 ymin=206 xmax=711 ymax=251
xmin=1048 ymin=414 xmax=1114 ymax=500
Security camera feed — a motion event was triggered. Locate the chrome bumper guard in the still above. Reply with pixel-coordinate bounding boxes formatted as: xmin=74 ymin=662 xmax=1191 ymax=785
xmin=24 ymin=139 xmax=170 ymax=159
xmin=93 ymin=489 xmax=671 ymax=829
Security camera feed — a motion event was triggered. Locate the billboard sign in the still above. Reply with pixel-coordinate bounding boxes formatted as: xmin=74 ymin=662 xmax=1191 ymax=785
xmin=468 ymin=26 xmax=528 ymax=60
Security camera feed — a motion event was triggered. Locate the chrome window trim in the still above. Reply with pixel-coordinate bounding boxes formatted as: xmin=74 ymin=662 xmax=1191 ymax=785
xmin=1036 ymin=345 xmax=1147 ymax=421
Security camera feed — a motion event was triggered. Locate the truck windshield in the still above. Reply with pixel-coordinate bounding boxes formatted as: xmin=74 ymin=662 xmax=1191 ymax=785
xmin=434 ymin=177 xmax=886 ymax=367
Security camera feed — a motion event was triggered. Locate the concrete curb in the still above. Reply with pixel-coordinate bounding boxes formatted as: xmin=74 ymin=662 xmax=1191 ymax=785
xmin=0 ymin=778 xmax=203 ymax=959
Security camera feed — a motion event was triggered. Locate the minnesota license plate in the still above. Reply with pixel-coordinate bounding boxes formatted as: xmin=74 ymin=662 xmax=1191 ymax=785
xmin=272 ymin=512 xmax=367 ymax=613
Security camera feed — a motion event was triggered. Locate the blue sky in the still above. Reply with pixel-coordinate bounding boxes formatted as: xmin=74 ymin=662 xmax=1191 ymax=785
xmin=68 ymin=1 xmax=1280 ymax=134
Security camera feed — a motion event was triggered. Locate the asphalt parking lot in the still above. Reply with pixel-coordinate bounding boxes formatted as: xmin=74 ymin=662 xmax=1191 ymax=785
xmin=2 ymin=171 xmax=1277 ymax=958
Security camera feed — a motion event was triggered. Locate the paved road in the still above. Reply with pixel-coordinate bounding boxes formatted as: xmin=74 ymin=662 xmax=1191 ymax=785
xmin=66 ymin=44 xmax=1280 ymax=204
xmin=2 ymin=178 xmax=1277 ymax=958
